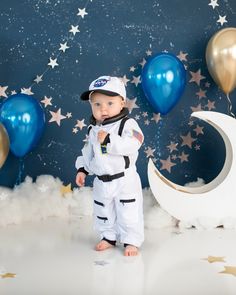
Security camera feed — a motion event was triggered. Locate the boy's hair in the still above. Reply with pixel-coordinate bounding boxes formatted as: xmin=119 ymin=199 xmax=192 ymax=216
xmin=80 ymin=76 xmax=126 ymax=101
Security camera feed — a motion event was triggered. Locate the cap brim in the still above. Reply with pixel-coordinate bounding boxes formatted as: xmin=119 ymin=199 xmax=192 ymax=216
xmin=80 ymin=89 xmax=120 ymax=100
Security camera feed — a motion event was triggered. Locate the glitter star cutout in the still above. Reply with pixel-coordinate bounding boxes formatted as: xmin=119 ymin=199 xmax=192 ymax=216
xmin=125 ymin=97 xmax=139 ymax=113
xmin=60 ymin=183 xmax=72 ymax=196
xmin=145 ymin=147 xmax=155 ymax=158
xmin=217 ymin=15 xmax=227 ymax=26
xmin=120 ymin=75 xmax=130 ymax=86
xmin=49 ymin=108 xmax=67 ymax=126
xmin=41 ymin=96 xmax=52 ymax=107
xmin=189 ymin=69 xmax=206 ymax=86
xmin=69 ymin=25 xmax=80 ymax=35
xmin=203 ymin=256 xmax=225 ymax=263
xmin=75 ymin=119 xmax=87 ymax=130
xmin=167 ymin=142 xmax=178 ymax=153
xmin=160 ymin=156 xmax=176 ymax=173
xmin=206 ymin=100 xmax=216 ymax=110
xmin=129 ymin=66 xmax=136 ymax=72
xmin=131 ymin=76 xmax=141 ymax=87
xmin=34 ymin=75 xmax=43 ymax=84
xmin=180 ymin=132 xmax=197 ymax=148
xmin=208 ymin=0 xmax=219 ymax=9
xmin=59 ymin=42 xmax=70 ymax=53
xmin=0 ymin=273 xmax=16 ymax=279
xmin=177 ymin=51 xmax=188 ymax=62
xmin=219 ymin=266 xmax=236 ymax=277
xmin=151 ymin=113 xmax=162 ymax=123
xmin=196 ymin=88 xmax=206 ymax=99
xmin=21 ymin=87 xmax=34 ymax=95
xmin=0 ymin=85 xmax=8 ymax=98
xmin=193 ymin=125 xmax=204 ymax=136
xmin=48 ymin=57 xmax=59 ymax=69
xmin=77 ymin=8 xmax=88 ymax=18
xmin=178 ymin=151 xmax=189 ymax=163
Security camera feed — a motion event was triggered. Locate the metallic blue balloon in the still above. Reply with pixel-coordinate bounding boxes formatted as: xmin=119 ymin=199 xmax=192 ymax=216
xmin=141 ymin=52 xmax=186 ymax=115
xmin=0 ymin=93 xmax=45 ymax=157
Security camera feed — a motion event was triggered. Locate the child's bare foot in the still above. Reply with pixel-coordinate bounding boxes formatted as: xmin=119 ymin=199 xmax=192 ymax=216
xmin=95 ymin=240 xmax=115 ymax=251
xmin=124 ymin=245 xmax=139 ymax=256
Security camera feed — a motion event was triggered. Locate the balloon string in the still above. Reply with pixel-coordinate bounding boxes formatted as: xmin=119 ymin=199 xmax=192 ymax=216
xmin=226 ymin=93 xmax=235 ymax=118
xmin=15 ymin=157 xmax=25 ymax=186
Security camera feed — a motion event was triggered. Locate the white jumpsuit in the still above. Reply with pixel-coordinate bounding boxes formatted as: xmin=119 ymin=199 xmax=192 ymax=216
xmin=75 ymin=110 xmax=144 ymax=247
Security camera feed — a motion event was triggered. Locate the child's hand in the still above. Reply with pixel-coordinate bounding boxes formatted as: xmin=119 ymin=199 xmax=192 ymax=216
xmin=97 ymin=130 xmax=108 ymax=143
xmin=76 ymin=172 xmax=86 ymax=187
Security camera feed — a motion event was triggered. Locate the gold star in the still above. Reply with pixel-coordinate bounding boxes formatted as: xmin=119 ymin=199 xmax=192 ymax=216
xmin=203 ymin=256 xmax=225 ymax=263
xmin=193 ymin=125 xmax=204 ymax=136
xmin=60 ymin=183 xmax=72 ymax=196
xmin=166 ymin=142 xmax=178 ymax=153
xmin=1 ymin=273 xmax=16 ymax=279
xmin=196 ymin=88 xmax=207 ymax=99
xmin=160 ymin=156 xmax=176 ymax=173
xmin=206 ymin=100 xmax=216 ymax=111
xmin=219 ymin=266 xmax=236 ymax=276
xmin=189 ymin=69 xmax=205 ymax=86
xmin=178 ymin=151 xmax=189 ymax=163
xmin=180 ymin=132 xmax=197 ymax=149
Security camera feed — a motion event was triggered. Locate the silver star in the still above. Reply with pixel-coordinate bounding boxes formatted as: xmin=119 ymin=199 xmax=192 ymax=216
xmin=48 ymin=57 xmax=59 ymax=69
xmin=59 ymin=42 xmax=70 ymax=53
xmin=69 ymin=25 xmax=80 ymax=35
xmin=77 ymin=8 xmax=88 ymax=18
xmin=34 ymin=75 xmax=43 ymax=84
xmin=131 ymin=75 xmax=141 ymax=87
xmin=217 ymin=15 xmax=227 ymax=26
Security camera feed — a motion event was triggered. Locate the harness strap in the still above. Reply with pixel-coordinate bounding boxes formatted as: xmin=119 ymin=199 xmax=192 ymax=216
xmin=118 ymin=117 xmax=130 ymax=169
xmin=97 ymin=172 xmax=125 ymax=182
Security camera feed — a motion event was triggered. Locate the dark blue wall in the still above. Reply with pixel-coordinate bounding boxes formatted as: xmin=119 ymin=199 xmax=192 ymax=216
xmin=0 ymin=0 xmax=235 ymax=188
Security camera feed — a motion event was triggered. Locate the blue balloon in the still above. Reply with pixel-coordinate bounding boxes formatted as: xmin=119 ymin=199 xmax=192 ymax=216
xmin=141 ymin=52 xmax=186 ymax=115
xmin=0 ymin=93 xmax=45 ymax=157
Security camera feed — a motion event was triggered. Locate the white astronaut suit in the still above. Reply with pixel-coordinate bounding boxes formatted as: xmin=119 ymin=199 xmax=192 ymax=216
xmin=75 ymin=108 xmax=144 ymax=247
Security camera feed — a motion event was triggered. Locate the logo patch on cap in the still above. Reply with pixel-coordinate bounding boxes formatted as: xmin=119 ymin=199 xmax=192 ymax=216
xmin=93 ymin=78 xmax=108 ymax=88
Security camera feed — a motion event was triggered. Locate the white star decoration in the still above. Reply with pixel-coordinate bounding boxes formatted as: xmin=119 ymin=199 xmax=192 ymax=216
xmin=69 ymin=25 xmax=80 ymax=35
xmin=49 ymin=108 xmax=67 ymax=126
xmin=48 ymin=57 xmax=59 ymax=69
xmin=21 ymin=88 xmax=34 ymax=95
xmin=217 ymin=15 xmax=227 ymax=26
xmin=77 ymin=8 xmax=88 ymax=18
xmin=145 ymin=147 xmax=155 ymax=158
xmin=75 ymin=119 xmax=87 ymax=130
xmin=0 ymin=86 xmax=8 ymax=98
xmin=131 ymin=76 xmax=141 ymax=87
xmin=41 ymin=96 xmax=52 ymax=107
xmin=208 ymin=0 xmax=219 ymax=9
xmin=125 ymin=97 xmax=139 ymax=113
xmin=59 ymin=42 xmax=70 ymax=53
xmin=34 ymin=75 xmax=43 ymax=84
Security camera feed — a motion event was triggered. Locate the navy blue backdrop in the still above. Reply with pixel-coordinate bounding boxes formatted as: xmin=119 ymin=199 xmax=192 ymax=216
xmin=0 ymin=0 xmax=235 ymax=188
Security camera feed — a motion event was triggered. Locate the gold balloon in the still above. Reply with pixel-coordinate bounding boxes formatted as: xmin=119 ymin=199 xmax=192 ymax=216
xmin=206 ymin=27 xmax=236 ymax=94
xmin=0 ymin=123 xmax=10 ymax=169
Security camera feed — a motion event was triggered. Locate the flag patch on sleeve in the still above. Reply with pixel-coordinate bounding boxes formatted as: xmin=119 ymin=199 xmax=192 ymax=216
xmin=132 ymin=129 xmax=143 ymax=144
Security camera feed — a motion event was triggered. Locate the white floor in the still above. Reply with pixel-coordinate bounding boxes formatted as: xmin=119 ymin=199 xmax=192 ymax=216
xmin=1 ymin=217 xmax=236 ymax=295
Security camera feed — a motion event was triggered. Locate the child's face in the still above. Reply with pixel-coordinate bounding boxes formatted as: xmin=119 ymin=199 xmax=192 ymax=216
xmin=90 ymin=92 xmax=125 ymax=122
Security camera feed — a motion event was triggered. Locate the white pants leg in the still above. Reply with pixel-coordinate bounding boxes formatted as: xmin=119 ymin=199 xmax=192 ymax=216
xmin=92 ymin=168 xmax=144 ymax=247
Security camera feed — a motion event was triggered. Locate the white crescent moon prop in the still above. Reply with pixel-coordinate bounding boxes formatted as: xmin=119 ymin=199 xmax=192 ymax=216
xmin=148 ymin=111 xmax=235 ymax=222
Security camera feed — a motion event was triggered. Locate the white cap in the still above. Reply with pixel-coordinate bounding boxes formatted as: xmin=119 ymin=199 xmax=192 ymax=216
xmin=80 ymin=76 xmax=126 ymax=101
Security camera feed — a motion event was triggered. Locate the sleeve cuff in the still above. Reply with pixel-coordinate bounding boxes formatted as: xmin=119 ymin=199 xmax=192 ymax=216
xmin=77 ymin=167 xmax=89 ymax=175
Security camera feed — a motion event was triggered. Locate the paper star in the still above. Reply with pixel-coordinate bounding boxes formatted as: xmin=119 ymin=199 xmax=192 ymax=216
xmin=172 ymin=154 xmax=177 ymax=160
xmin=190 ymin=104 xmax=203 ymax=112
xmin=188 ymin=120 xmax=194 ymax=126
xmin=195 ymin=144 xmax=200 ymax=151
xmin=49 ymin=108 xmax=67 ymax=126
xmin=189 ymin=69 xmax=206 ymax=86
xmin=177 ymin=51 xmax=188 ymax=62
xmin=205 ymin=82 xmax=210 ymax=88
xmin=75 ymin=119 xmax=87 ymax=130
xmin=167 ymin=142 xmax=178 ymax=153
xmin=129 ymin=66 xmax=136 ymax=72
xmin=203 ymin=256 xmax=225 ymax=263
xmin=196 ymin=88 xmax=206 ymax=99
xmin=59 ymin=42 xmax=70 ymax=53
xmin=131 ymin=75 xmax=141 ymax=87
xmin=144 ymin=146 xmax=155 ymax=158
xmin=66 ymin=112 xmax=72 ymax=118
xmin=48 ymin=57 xmax=58 ymax=69
xmin=208 ymin=0 xmax=219 ymax=9
xmin=11 ymin=90 xmax=17 ymax=95
xmin=194 ymin=125 xmax=204 ymax=135
xmin=69 ymin=25 xmax=80 ymax=35
xmin=151 ymin=113 xmax=162 ymax=123
xmin=142 ymin=112 xmax=148 ymax=117
xmin=178 ymin=151 xmax=189 ymax=163
xmin=77 ymin=8 xmax=88 ymax=18
xmin=61 ymin=183 xmax=72 ymax=196
xmin=206 ymin=100 xmax=216 ymax=110
xmin=217 ymin=15 xmax=227 ymax=26
xmin=180 ymin=132 xmax=197 ymax=148
xmin=146 ymin=49 xmax=152 ymax=56
xmin=1 ymin=273 xmax=16 ymax=279
xmin=120 ymin=75 xmax=130 ymax=86
xmin=139 ymin=58 xmax=146 ymax=68
xmin=41 ymin=96 xmax=52 ymax=107
xmin=135 ymin=115 xmax=140 ymax=120
xmin=125 ymin=97 xmax=139 ymax=113
xmin=144 ymin=119 xmax=150 ymax=125
xmin=160 ymin=156 xmax=176 ymax=173
xmin=0 ymin=86 xmax=8 ymax=98
xmin=219 ymin=266 xmax=236 ymax=276
xmin=72 ymin=127 xmax=78 ymax=134
xmin=94 ymin=260 xmax=109 ymax=266
xmin=21 ymin=87 xmax=34 ymax=95
xmin=34 ymin=75 xmax=43 ymax=84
